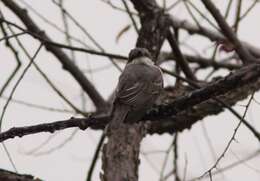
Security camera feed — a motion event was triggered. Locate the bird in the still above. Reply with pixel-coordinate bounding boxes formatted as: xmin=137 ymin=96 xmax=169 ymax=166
xmin=109 ymin=48 xmax=163 ymax=128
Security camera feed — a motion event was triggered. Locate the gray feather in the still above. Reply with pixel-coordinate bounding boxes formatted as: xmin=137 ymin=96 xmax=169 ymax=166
xmin=112 ymin=56 xmax=163 ymax=123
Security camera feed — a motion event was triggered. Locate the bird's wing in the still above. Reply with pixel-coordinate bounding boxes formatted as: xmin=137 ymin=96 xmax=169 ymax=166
xmin=115 ymin=72 xmax=147 ymax=107
xmin=115 ymin=65 xmax=162 ymax=108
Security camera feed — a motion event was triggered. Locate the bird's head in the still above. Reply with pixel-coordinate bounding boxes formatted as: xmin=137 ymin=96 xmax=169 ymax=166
xmin=128 ymin=48 xmax=153 ymax=64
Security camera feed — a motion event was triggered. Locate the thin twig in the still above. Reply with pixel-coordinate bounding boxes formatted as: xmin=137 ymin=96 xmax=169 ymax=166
xmin=122 ymin=0 xmax=138 ymax=33
xmin=2 ymin=18 xmax=88 ymax=116
xmin=19 ymin=0 xmax=94 ymax=49
xmin=173 ymin=134 xmax=180 ymax=181
xmin=0 ymin=22 xmax=22 ymax=97
xmin=0 ymin=16 xmax=127 ymax=60
xmin=233 ymin=0 xmax=242 ymax=33
xmin=0 ymin=31 xmax=26 ymax=42
xmin=52 ymin=0 xmax=122 ymax=72
xmin=0 ymin=44 xmax=43 ymax=131
xmin=0 ymin=96 xmax=77 ymax=114
xmin=161 ymin=68 xmax=260 ymax=142
xmin=239 ymin=0 xmax=258 ymax=21
xmin=86 ymin=133 xmax=105 ymax=181
xmin=24 ymin=129 xmax=78 ymax=156
xmin=166 ymin=0 xmax=181 ymax=11
xmin=197 ymin=92 xmax=255 ymax=179
xmin=185 ymin=0 xmax=220 ymax=31
xmin=58 ymin=0 xmax=76 ymax=62
xmin=1 ymin=143 xmax=18 ymax=172
xmin=100 ymin=0 xmax=137 ymax=15
xmin=1 ymin=0 xmax=108 ymax=110
xmin=159 ymin=140 xmax=175 ymax=180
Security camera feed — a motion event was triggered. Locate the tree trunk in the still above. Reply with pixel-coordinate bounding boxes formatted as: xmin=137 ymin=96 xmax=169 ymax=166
xmin=101 ymin=123 xmax=146 ymax=181
xmin=101 ymin=0 xmax=169 ymax=180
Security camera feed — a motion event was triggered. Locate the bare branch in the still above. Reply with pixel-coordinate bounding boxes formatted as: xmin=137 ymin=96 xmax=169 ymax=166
xmin=86 ymin=133 xmax=105 ymax=181
xmin=169 ymin=16 xmax=260 ymax=58
xmin=0 ymin=23 xmax=22 ymax=97
xmin=0 ymin=44 xmax=43 ymax=130
xmin=0 ymin=116 xmax=107 ymax=143
xmin=122 ymin=0 xmax=139 ymax=33
xmin=197 ymin=92 xmax=255 ymax=179
xmin=159 ymin=52 xmax=241 ymax=70
xmin=1 ymin=63 xmax=260 ymax=142
xmin=145 ymin=64 xmax=260 ymax=120
xmin=167 ymin=30 xmax=197 ymax=81
xmin=0 ymin=168 xmax=41 ymax=181
xmin=200 ymin=0 xmax=256 ymax=64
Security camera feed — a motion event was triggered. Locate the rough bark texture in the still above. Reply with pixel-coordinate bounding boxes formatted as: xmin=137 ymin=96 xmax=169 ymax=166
xmin=0 ymin=169 xmax=41 ymax=181
xmin=101 ymin=123 xmax=146 ymax=181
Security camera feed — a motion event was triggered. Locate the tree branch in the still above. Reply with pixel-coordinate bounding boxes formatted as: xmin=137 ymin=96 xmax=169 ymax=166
xmin=193 ymin=0 xmax=256 ymax=64
xmin=0 ymin=116 xmax=107 ymax=142
xmin=145 ymin=63 xmax=260 ymax=120
xmin=158 ymin=52 xmax=241 ymax=70
xmin=0 ymin=168 xmax=42 ymax=181
xmin=1 ymin=63 xmax=260 ymax=141
xmin=169 ymin=16 xmax=260 ymax=59
xmin=167 ymin=30 xmax=197 ymax=80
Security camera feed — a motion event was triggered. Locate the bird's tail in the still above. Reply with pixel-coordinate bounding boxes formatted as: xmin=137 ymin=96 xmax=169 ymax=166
xmin=106 ymin=103 xmax=130 ymax=134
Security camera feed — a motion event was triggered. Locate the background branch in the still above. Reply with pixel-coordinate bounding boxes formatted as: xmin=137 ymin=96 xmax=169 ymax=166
xmin=0 ymin=168 xmax=41 ymax=181
xmin=1 ymin=0 xmax=108 ymax=111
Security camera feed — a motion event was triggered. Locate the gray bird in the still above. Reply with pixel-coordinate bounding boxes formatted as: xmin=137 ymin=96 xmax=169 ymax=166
xmin=110 ymin=48 xmax=163 ymax=126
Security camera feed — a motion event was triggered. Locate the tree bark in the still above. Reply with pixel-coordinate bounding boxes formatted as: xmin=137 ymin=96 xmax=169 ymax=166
xmin=101 ymin=123 xmax=146 ymax=181
xmin=0 ymin=169 xmax=41 ymax=181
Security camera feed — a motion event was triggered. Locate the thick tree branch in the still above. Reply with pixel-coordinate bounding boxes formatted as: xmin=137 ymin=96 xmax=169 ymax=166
xmin=0 ymin=168 xmax=41 ymax=181
xmin=1 ymin=64 xmax=260 ymax=142
xmin=130 ymin=0 xmax=159 ymax=16
xmin=0 ymin=116 xmax=107 ymax=142
xmin=1 ymin=0 xmax=108 ymax=110
xmin=131 ymin=0 xmax=169 ymax=60
xmin=144 ymin=63 xmax=260 ymax=120
xmin=167 ymin=30 xmax=197 ymax=80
